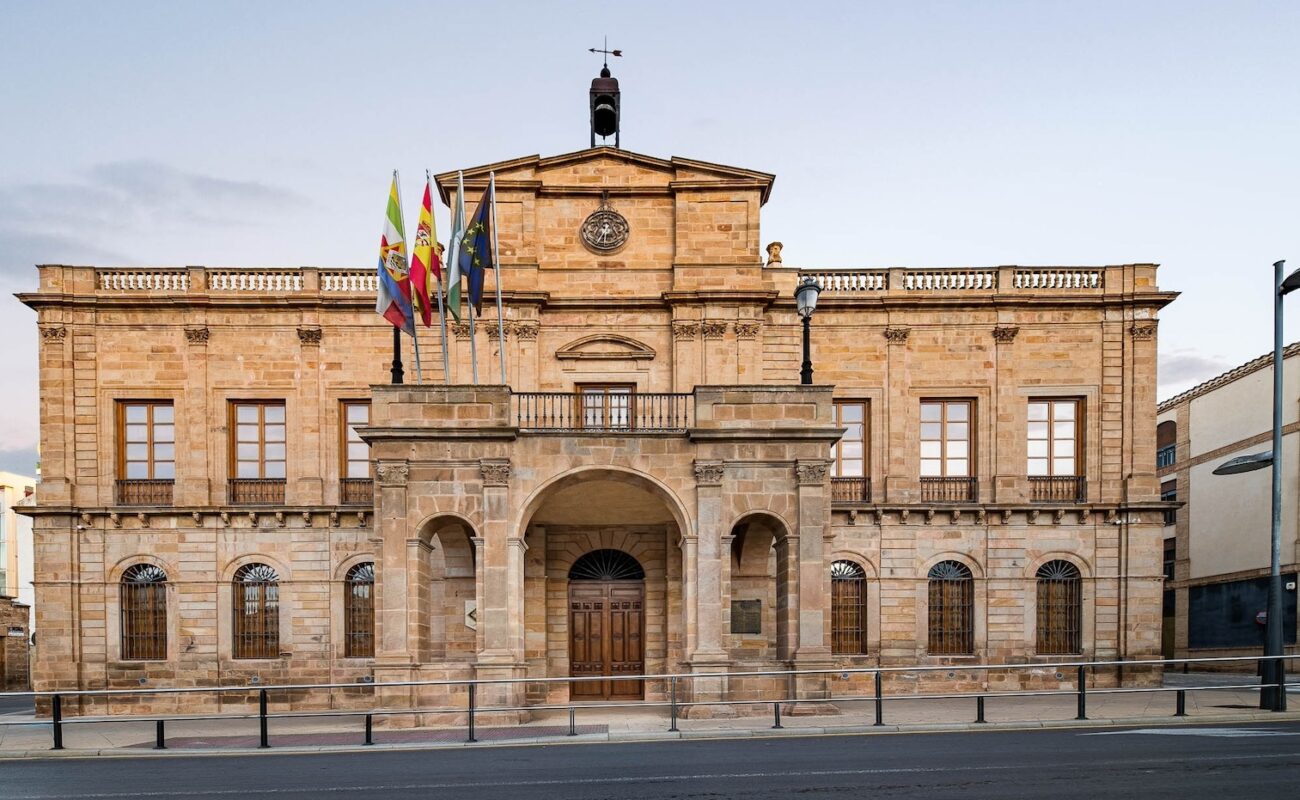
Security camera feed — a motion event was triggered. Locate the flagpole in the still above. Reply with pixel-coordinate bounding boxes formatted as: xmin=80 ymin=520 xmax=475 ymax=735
xmin=394 ymin=169 xmax=422 ymax=384
xmin=388 ymin=169 xmax=404 ymax=385
xmin=490 ymin=172 xmax=507 ymax=386
xmin=430 ymin=170 xmax=451 ymax=385
xmin=465 ymin=175 xmax=479 ymax=383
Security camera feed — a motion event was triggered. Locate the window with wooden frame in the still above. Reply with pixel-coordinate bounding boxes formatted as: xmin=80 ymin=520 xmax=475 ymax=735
xmin=831 ymin=560 xmax=867 ymax=655
xmin=920 ymin=400 xmax=972 ymax=477
xmin=340 ymin=401 xmax=372 ymax=505
xmin=229 ymin=401 xmax=286 ymax=504
xmin=344 ymin=562 xmax=375 ymax=658
xmin=1027 ymin=400 xmax=1081 ymax=477
xmin=927 ymin=560 xmax=974 ymax=655
xmin=1036 ymin=560 xmax=1082 ymax=654
xmin=831 ymin=401 xmax=870 ymax=502
xmin=577 ymin=384 xmax=634 ymax=429
xmin=120 ymin=564 xmax=167 ymax=660
xmin=232 ymin=563 xmax=280 ymax=659
xmin=116 ymin=401 xmax=175 ymax=505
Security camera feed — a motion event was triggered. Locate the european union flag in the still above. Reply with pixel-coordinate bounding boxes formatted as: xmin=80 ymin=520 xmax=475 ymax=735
xmin=459 ymin=187 xmax=493 ymax=316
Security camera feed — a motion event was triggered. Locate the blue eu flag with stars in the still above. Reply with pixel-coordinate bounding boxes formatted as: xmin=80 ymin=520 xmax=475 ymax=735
xmin=459 ymin=187 xmax=494 ymax=316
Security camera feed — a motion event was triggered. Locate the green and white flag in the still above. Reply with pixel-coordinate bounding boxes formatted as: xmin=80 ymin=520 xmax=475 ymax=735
xmin=445 ymin=171 xmax=467 ymax=322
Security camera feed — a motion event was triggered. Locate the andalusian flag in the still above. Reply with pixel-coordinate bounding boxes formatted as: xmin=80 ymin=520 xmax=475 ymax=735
xmin=409 ymin=176 xmax=441 ymax=327
xmin=375 ymin=173 xmax=414 ymax=333
xmin=444 ymin=171 xmax=467 ymax=322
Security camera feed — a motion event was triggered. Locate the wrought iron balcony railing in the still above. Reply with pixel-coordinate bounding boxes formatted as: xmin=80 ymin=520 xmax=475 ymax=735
xmin=1029 ymin=476 xmax=1086 ymax=503
xmin=513 ymin=392 xmax=692 ymax=432
xmin=920 ymin=476 xmax=978 ymax=503
xmin=831 ymin=476 xmax=872 ymax=503
xmin=340 ymin=478 xmax=374 ymax=506
xmin=228 ymin=479 xmax=286 ymax=505
xmin=115 ymin=479 xmax=174 ymax=506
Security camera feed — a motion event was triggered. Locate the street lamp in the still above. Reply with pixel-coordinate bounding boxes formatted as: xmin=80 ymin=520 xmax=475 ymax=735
xmin=1212 ymin=259 xmax=1299 ymax=711
xmin=795 ymin=275 xmax=822 ymax=385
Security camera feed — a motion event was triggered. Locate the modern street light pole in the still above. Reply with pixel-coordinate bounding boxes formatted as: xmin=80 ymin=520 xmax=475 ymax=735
xmin=1212 ymin=258 xmax=1299 ymax=711
xmin=795 ymin=276 xmax=822 ymax=385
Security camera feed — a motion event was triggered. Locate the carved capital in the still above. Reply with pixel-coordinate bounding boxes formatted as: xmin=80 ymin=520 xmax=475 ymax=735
xmin=184 ymin=326 xmax=210 ymax=345
xmin=992 ymin=326 xmax=1019 ymax=344
xmin=39 ymin=326 xmax=67 ymax=342
xmin=734 ymin=321 xmax=761 ymax=340
xmin=451 ymin=322 xmax=474 ymax=340
xmin=700 ymin=321 xmax=728 ymax=340
xmin=1130 ymin=322 xmax=1158 ymax=341
xmin=795 ymin=460 xmax=829 ymax=485
xmin=693 ymin=460 xmax=725 ymax=486
xmin=376 ymin=461 xmax=409 ymax=487
xmin=510 ymin=321 xmax=539 ymax=341
xmin=883 ymin=327 xmax=910 ymax=344
xmin=480 ymin=460 xmax=511 ymax=486
xmin=297 ymin=326 xmax=322 ymax=345
xmin=672 ymin=321 xmax=699 ymax=341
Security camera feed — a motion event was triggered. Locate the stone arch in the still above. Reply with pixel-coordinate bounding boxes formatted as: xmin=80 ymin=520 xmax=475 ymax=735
xmin=410 ymin=513 xmax=480 ymax=662
xmin=830 ymin=549 xmax=879 ymax=579
xmin=727 ymin=511 xmax=795 ymax=661
xmin=221 ymin=553 xmax=290 ymax=583
xmin=920 ymin=551 xmax=985 ymax=579
xmin=106 ymin=555 xmax=178 ymax=663
xmin=107 ymin=553 xmax=176 ymax=584
xmin=514 ymin=465 xmax=692 ymax=539
xmin=1026 ymin=551 xmax=1093 ymax=579
xmin=1024 ymin=553 xmax=1095 ymax=657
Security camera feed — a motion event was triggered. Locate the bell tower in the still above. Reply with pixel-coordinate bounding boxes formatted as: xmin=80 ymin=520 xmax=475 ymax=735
xmin=588 ymin=45 xmax=621 ymax=148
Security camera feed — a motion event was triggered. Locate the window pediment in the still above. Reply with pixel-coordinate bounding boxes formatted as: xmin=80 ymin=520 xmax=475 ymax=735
xmin=555 ymin=334 xmax=655 ymax=362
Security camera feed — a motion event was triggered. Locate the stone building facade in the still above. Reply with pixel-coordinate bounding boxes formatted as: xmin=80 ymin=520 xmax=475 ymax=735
xmin=0 ymin=594 xmax=30 ymax=691
xmin=19 ymin=146 xmax=1174 ymax=715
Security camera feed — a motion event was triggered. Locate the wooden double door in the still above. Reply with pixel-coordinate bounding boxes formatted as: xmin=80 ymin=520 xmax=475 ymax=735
xmin=569 ymin=580 xmax=645 ymax=700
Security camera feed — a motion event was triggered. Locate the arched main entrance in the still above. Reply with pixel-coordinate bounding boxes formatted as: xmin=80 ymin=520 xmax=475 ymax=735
xmin=568 ymin=549 xmax=645 ymax=700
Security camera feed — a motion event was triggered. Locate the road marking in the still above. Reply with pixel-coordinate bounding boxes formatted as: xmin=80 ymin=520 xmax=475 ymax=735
xmin=5 ymin=751 xmax=1300 ymax=799
xmin=1082 ymin=728 xmax=1300 ymax=738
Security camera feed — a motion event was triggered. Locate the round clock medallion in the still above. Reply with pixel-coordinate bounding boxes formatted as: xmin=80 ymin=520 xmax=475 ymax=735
xmin=580 ymin=202 xmax=630 ymax=253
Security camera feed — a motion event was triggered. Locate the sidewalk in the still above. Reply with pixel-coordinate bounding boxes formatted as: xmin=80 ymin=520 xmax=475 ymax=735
xmin=1 ymin=675 xmax=1296 ymax=758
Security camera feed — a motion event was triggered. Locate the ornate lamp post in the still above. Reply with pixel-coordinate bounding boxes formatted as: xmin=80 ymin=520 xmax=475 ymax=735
xmin=795 ymin=276 xmax=822 ymax=385
xmin=1213 ymin=259 xmax=1300 ymax=711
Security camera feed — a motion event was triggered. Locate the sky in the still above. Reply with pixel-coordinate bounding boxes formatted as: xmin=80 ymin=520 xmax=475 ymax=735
xmin=0 ymin=0 xmax=1297 ymax=475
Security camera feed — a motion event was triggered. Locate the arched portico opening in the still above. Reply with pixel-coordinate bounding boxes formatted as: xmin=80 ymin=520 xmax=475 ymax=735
xmin=727 ymin=512 xmax=795 ymax=664
xmin=409 ymin=515 xmax=478 ymax=664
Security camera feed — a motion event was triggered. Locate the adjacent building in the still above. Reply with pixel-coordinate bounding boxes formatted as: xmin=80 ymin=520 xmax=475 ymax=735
xmin=1159 ymin=343 xmax=1299 ymax=666
xmin=0 ymin=473 xmax=34 ymax=690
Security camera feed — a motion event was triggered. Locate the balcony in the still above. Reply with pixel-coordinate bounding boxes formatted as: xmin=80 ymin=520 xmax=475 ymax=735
xmin=831 ymin=476 xmax=872 ymax=503
xmin=1157 ymin=445 xmax=1176 ymax=469
xmin=340 ymin=478 xmax=374 ymax=506
xmin=228 ymin=479 xmax=286 ymax=505
xmin=1029 ymin=476 xmax=1086 ymax=503
xmin=920 ymin=477 xmax=977 ymax=503
xmin=115 ymin=479 xmax=174 ymax=506
xmin=513 ymin=392 xmax=693 ymax=432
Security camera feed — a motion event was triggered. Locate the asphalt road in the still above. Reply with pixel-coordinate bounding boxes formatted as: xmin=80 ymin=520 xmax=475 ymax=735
xmin=3 ymin=721 xmax=1300 ymax=799
xmin=0 ymin=696 xmax=33 ymax=716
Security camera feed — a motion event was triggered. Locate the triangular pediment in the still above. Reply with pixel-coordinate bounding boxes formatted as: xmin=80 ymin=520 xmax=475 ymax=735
xmin=555 ymin=334 xmax=656 ymax=361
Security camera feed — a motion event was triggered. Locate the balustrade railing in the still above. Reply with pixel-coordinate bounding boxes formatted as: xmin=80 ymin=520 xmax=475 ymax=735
xmin=804 ymin=270 xmax=888 ymax=292
xmin=321 ymin=270 xmax=378 ymax=292
xmin=208 ymin=269 xmax=304 ymax=292
xmin=513 ymin=392 xmax=693 ymax=432
xmin=1013 ymin=268 xmax=1103 ymax=290
xmin=115 ymin=479 xmax=174 ymax=506
xmin=903 ymin=269 xmax=998 ymax=291
xmin=920 ymin=476 xmax=978 ymax=503
xmin=97 ymin=269 xmax=189 ymax=292
xmin=340 ymin=478 xmax=374 ymax=506
xmin=831 ymin=476 xmax=872 ymax=503
xmin=228 ymin=479 xmax=286 ymax=505
xmin=1028 ymin=475 xmax=1085 ymax=503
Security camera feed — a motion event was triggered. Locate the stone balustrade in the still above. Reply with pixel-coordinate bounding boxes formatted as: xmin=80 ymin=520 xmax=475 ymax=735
xmin=96 ymin=268 xmax=190 ymax=292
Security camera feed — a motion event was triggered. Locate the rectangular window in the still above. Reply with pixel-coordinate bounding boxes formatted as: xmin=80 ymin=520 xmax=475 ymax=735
xmin=578 ymin=384 xmax=634 ymax=429
xmin=1163 ymin=538 xmax=1176 ymax=582
xmin=340 ymin=401 xmax=372 ymax=506
xmin=1027 ymin=400 xmax=1080 ymax=477
xmin=831 ymin=401 xmax=867 ymax=478
xmin=1161 ymin=480 xmax=1177 ymax=526
xmin=229 ymin=401 xmax=286 ymax=505
xmin=920 ymin=400 xmax=972 ymax=478
xmin=116 ymin=401 xmax=175 ymax=505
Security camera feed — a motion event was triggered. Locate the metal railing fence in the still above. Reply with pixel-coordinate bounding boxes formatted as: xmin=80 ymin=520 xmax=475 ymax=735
xmin=0 ymin=654 xmax=1294 ymax=751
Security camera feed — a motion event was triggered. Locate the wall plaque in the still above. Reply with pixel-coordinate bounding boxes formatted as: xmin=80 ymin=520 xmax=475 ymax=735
xmin=731 ymin=599 xmax=761 ymax=635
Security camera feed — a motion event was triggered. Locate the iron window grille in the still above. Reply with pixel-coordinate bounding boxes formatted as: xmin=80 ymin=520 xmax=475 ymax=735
xmin=233 ymin=563 xmax=280 ymax=659
xmin=120 ymin=564 xmax=167 ymax=660
xmin=927 ymin=560 xmax=974 ymax=655
xmin=344 ymin=562 xmax=375 ymax=658
xmin=1036 ymin=560 xmax=1082 ymax=655
xmin=568 ymin=549 xmax=645 ymax=581
xmin=831 ymin=560 xmax=867 ymax=655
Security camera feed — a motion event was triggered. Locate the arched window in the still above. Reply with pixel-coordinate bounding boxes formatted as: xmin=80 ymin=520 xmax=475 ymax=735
xmin=927 ymin=560 xmax=974 ymax=655
xmin=233 ymin=563 xmax=280 ymax=659
xmin=831 ymin=560 xmax=867 ymax=655
xmin=568 ymin=549 xmax=645 ymax=581
xmin=120 ymin=564 xmax=167 ymax=660
xmin=1036 ymin=560 xmax=1082 ymax=654
xmin=344 ymin=562 xmax=375 ymax=658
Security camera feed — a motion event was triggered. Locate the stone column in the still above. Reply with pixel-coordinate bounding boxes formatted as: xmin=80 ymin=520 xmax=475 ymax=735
xmin=882 ymin=326 xmax=913 ymax=503
xmin=671 ymin=321 xmax=700 ymax=392
xmin=474 ymin=459 xmax=527 ymax=716
xmin=373 ymin=461 xmax=415 ymax=714
xmin=687 ymin=460 xmax=730 ymax=715
xmin=792 ymin=459 xmax=833 ymax=702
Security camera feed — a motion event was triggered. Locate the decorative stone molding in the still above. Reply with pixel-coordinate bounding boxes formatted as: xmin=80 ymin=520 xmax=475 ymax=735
xmin=992 ymin=326 xmax=1020 ymax=344
xmin=795 ymin=460 xmax=828 ymax=485
xmin=39 ymin=326 xmax=67 ymax=341
xmin=297 ymin=326 xmax=322 ymax=345
xmin=765 ymin=241 xmax=783 ymax=265
xmin=733 ymin=321 xmax=761 ymax=340
xmin=975 ymin=508 xmax=987 ymax=526
xmin=79 ymin=512 xmax=92 ymax=527
xmin=1078 ymin=509 xmax=1090 ymax=525
xmin=883 ymin=327 xmax=910 ymax=344
xmin=275 ymin=511 xmax=286 ymax=527
xmin=1028 ymin=509 xmax=1040 ymax=524
xmin=672 ymin=321 xmax=699 ymax=341
xmin=480 ymin=460 xmax=511 ymax=486
xmin=872 ymin=508 xmax=885 ymax=526
xmin=109 ymin=512 xmax=121 ymax=528
xmin=1054 ymin=509 xmax=1066 ymax=526
xmin=137 ymin=512 xmax=148 ymax=528
xmin=899 ymin=508 xmax=911 ymax=525
xmin=184 ymin=327 xmax=210 ymax=345
xmin=556 ymin=334 xmax=654 ymax=361
xmin=357 ymin=510 xmax=368 ymax=528
xmin=247 ymin=511 xmax=259 ymax=527
xmin=376 ymin=462 xmax=409 ymax=486
xmin=924 ymin=508 xmax=936 ymax=525
xmin=219 ymin=511 xmax=230 ymax=527
xmin=1130 ymin=323 xmax=1158 ymax=341
xmin=700 ymin=321 xmax=728 ymax=340
xmin=693 ymin=461 xmax=725 ymax=486
xmin=302 ymin=511 xmax=313 ymax=527
xmin=191 ymin=511 xmax=202 ymax=525
xmin=451 ymin=322 xmax=474 ymax=340
xmin=950 ymin=509 xmax=962 ymax=525
xmin=329 ymin=511 xmax=340 ymax=528
xmin=846 ymin=509 xmax=857 ymax=526
xmin=510 ymin=321 xmax=539 ymax=341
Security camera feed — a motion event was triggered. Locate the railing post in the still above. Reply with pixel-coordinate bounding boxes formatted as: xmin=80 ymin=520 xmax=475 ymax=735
xmin=975 ymin=695 xmax=986 ymax=724
xmin=1175 ymin=690 xmax=1186 ymax=717
xmin=1076 ymin=665 xmax=1087 ymax=721
xmin=467 ymin=683 xmax=477 ymax=743
xmin=669 ymin=676 xmax=679 ymax=732
xmin=874 ymin=671 xmax=884 ymax=726
xmin=772 ymin=701 xmax=783 ymax=729
xmin=364 ymin=713 xmax=374 ymax=745
xmin=259 ymin=689 xmax=269 ymax=748
xmin=155 ymin=719 xmax=166 ymax=749
xmin=568 ymin=708 xmax=577 ymax=736
xmin=51 ymin=694 xmax=64 ymax=750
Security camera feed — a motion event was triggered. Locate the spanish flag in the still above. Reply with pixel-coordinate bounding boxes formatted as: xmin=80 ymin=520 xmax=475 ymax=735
xmin=409 ymin=177 xmax=441 ymax=327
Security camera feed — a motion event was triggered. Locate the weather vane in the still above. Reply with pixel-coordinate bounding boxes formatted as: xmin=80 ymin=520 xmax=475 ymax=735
xmin=588 ymin=37 xmax=622 ymax=68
